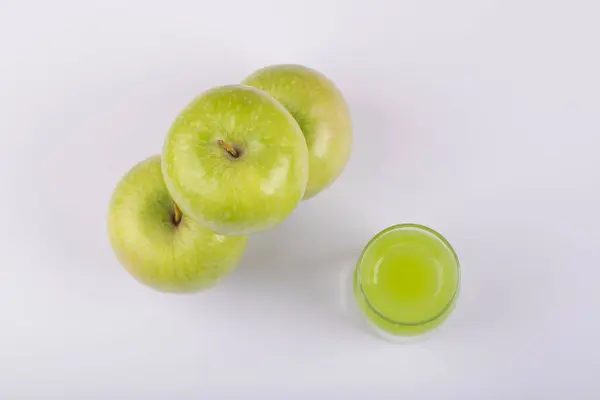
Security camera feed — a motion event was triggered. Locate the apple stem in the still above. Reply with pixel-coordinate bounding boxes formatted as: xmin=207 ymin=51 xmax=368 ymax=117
xmin=217 ymin=139 xmax=239 ymax=158
xmin=173 ymin=203 xmax=182 ymax=226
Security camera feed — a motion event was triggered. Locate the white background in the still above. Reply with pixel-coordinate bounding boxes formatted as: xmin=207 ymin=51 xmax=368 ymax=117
xmin=1 ymin=0 xmax=599 ymax=398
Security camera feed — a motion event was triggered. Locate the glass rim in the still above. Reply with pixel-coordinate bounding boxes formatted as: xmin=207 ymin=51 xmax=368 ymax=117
xmin=355 ymin=223 xmax=461 ymax=327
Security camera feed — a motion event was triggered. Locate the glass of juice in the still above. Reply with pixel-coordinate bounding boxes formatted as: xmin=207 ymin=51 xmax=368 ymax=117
xmin=353 ymin=223 xmax=460 ymax=340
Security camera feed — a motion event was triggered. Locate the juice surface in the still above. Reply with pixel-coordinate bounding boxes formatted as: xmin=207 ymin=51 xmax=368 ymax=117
xmin=354 ymin=224 xmax=460 ymax=336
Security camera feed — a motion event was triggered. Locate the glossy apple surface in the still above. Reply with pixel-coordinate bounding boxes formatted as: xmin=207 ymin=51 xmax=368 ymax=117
xmin=107 ymin=155 xmax=248 ymax=293
xmin=162 ymin=85 xmax=308 ymax=235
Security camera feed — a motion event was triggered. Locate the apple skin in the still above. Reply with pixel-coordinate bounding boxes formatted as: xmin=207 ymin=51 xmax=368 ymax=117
xmin=162 ymin=84 xmax=308 ymax=236
xmin=107 ymin=155 xmax=248 ymax=293
xmin=242 ymin=64 xmax=352 ymax=199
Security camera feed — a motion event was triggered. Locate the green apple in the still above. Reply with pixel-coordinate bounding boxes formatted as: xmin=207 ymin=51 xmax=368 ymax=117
xmin=162 ymin=84 xmax=308 ymax=236
xmin=242 ymin=64 xmax=352 ymax=199
xmin=107 ymin=155 xmax=248 ymax=293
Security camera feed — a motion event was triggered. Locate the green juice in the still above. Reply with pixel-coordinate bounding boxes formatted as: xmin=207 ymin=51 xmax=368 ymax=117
xmin=354 ymin=224 xmax=460 ymax=337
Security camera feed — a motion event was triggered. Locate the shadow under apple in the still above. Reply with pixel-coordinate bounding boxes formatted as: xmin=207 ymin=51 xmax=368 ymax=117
xmin=217 ymin=203 xmax=371 ymax=332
